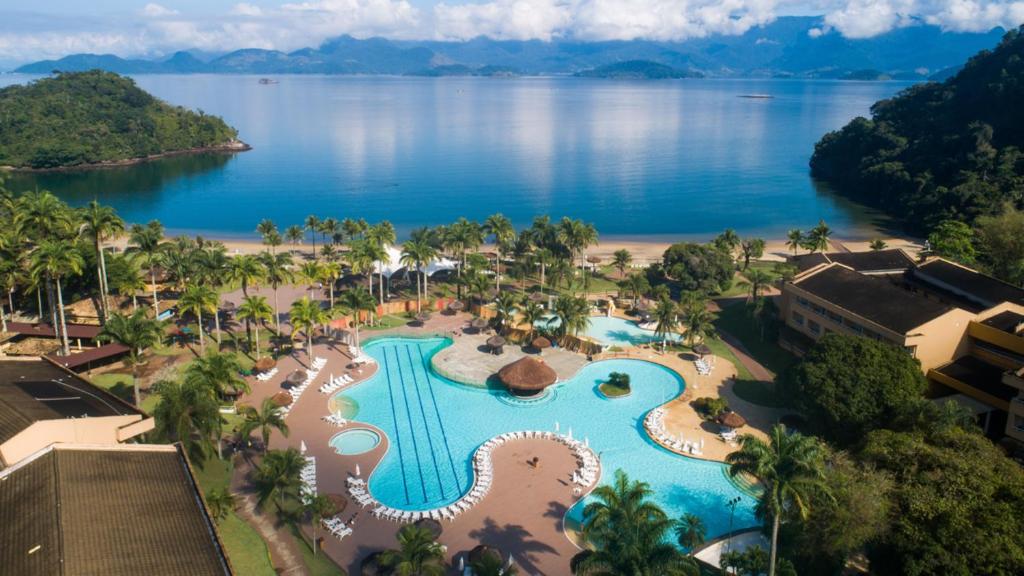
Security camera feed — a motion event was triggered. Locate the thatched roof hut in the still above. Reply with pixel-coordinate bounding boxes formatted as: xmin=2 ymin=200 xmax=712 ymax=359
xmin=254 ymin=357 xmax=276 ymax=373
xmin=718 ymin=411 xmax=747 ymax=428
xmin=486 ymin=335 xmax=506 ymax=348
xmin=272 ymin=391 xmax=293 ymax=407
xmin=531 ymin=336 xmax=552 ymax=351
xmin=693 ymin=344 xmax=713 ymax=357
xmin=498 ymin=357 xmax=557 ymax=396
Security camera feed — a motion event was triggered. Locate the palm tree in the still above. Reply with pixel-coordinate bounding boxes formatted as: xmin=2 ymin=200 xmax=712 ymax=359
xmin=808 ymin=220 xmax=832 ymax=253
xmin=347 ymin=239 xmax=378 ymax=302
xmin=380 ymin=525 xmax=447 ymax=576
xmin=681 ymin=296 xmax=716 ymax=348
xmin=572 ymin=469 xmax=697 ymax=576
xmin=14 ymin=190 xmax=76 ymax=241
xmin=870 ymin=238 xmax=888 ymax=251
xmin=205 ymin=488 xmax=236 ymax=525
xmin=532 ymin=247 xmax=554 ymax=293
xmin=256 ymin=219 xmax=278 ymax=252
xmin=557 ymin=217 xmax=598 ymax=272
xmin=318 ymin=261 xmax=341 ymax=308
xmin=465 ymin=272 xmax=491 ymax=306
xmin=284 ymin=225 xmax=304 ymax=251
xmin=714 ymin=228 xmax=741 ymax=256
xmin=727 ymin=425 xmax=827 ymax=576
xmin=620 ymin=272 xmax=650 ymax=309
xmin=366 ymin=221 xmax=396 ymax=305
xmin=470 ymin=552 xmax=519 ymax=576
xmin=239 ymin=397 xmax=290 ymax=453
xmin=259 ymin=251 xmax=294 ymax=333
xmin=519 ymin=300 xmax=545 ymax=341
xmin=254 ymin=447 xmax=305 ymax=511
xmin=290 ymin=297 xmax=326 ymax=360
xmin=237 ymin=295 xmax=273 ymax=358
xmin=79 ymin=200 xmax=124 ymax=323
xmin=97 ymin=310 xmax=165 ymax=406
xmin=739 ymin=238 xmax=765 ymax=270
xmin=303 ymin=494 xmax=337 ymax=556
xmin=304 ymin=215 xmax=321 ymax=258
xmin=400 ymin=240 xmax=436 ymax=312
xmin=484 ymin=213 xmax=515 ymax=293
xmin=744 ymin=268 xmax=774 ymax=302
xmin=179 ymin=284 xmax=218 ymax=353
xmin=30 ymin=240 xmax=84 ymax=356
xmin=493 ymin=291 xmax=521 ymax=335
xmin=227 ymin=254 xmax=264 ymax=297
xmin=152 ymin=377 xmax=222 ymax=462
xmin=185 ymin=350 xmax=250 ymax=399
xmin=445 ymin=218 xmax=483 ymax=298
xmin=653 ymin=297 xmax=678 ymax=349
xmin=299 ymin=260 xmax=323 ymax=299
xmin=675 ymin=513 xmax=706 ymax=553
xmin=128 ymin=220 xmax=165 ymax=314
xmin=338 ymin=287 xmax=375 ymax=347
xmin=554 ymin=294 xmax=590 ymax=338
xmin=612 ymin=249 xmax=632 ymax=278
xmin=785 ymin=229 xmax=803 ymax=255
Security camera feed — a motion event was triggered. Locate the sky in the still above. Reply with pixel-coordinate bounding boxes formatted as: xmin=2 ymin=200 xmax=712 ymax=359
xmin=1 ymin=0 xmax=1022 ymax=67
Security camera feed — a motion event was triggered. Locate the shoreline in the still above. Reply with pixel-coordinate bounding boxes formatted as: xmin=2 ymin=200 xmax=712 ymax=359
xmin=0 ymin=140 xmax=251 ymax=173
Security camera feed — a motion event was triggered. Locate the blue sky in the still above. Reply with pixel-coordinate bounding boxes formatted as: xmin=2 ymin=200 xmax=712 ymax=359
xmin=1 ymin=1 xmax=1021 ymax=67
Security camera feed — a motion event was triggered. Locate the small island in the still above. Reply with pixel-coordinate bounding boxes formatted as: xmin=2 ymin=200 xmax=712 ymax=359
xmin=0 ymin=70 xmax=248 ymax=170
xmin=598 ymin=372 xmax=632 ymax=398
xmin=575 ymin=60 xmax=703 ymax=80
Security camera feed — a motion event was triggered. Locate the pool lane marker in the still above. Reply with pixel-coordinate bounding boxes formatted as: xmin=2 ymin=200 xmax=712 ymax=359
xmin=394 ymin=344 xmax=430 ymax=503
xmin=415 ymin=343 xmax=464 ymax=494
xmin=381 ymin=346 xmax=412 ymax=504
xmin=404 ymin=344 xmax=448 ymax=501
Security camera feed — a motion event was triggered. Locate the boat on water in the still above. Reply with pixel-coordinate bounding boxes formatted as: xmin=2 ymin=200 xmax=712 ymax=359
xmin=739 ymin=94 xmax=774 ymax=99
xmin=258 ymin=78 xmax=279 ymax=85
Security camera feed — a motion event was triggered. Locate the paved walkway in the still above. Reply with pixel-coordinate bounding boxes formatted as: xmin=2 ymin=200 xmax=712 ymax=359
xmin=432 ymin=332 xmax=588 ymax=385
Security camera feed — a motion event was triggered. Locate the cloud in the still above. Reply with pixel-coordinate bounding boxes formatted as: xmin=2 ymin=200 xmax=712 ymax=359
xmin=819 ymin=0 xmax=1024 ymax=38
xmin=141 ymin=3 xmax=179 ymax=17
xmin=230 ymin=3 xmax=264 ymax=16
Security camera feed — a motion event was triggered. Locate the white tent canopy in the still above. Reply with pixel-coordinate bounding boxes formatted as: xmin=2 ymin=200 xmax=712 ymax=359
xmin=373 ymin=245 xmax=457 ymax=279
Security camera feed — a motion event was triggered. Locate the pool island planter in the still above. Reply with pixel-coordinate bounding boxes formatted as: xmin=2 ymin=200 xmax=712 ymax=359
xmin=597 ymin=383 xmax=632 ymax=398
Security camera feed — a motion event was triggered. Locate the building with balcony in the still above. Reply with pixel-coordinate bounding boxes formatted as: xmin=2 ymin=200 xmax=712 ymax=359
xmin=780 ymin=250 xmax=1024 ymax=445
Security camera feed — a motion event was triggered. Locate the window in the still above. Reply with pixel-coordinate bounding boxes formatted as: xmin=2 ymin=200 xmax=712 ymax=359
xmin=808 ymin=320 xmax=821 ymax=335
xmin=797 ymin=297 xmax=810 ymax=308
xmin=905 ymin=345 xmax=917 ymax=357
xmin=826 ymin=310 xmax=843 ymax=323
xmin=792 ymin=311 xmax=805 ymax=326
xmin=811 ymin=304 xmax=826 ymax=317
xmin=844 ymin=318 xmax=863 ymax=333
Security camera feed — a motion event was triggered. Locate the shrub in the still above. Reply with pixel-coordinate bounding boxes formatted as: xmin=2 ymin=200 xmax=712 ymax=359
xmin=692 ymin=396 xmax=729 ymax=420
xmin=606 ymin=372 xmax=630 ymax=391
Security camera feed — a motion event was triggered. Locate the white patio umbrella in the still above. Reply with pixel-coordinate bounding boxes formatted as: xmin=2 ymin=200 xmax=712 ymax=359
xmin=555 ymin=421 xmax=560 ymax=432
xmin=567 ymin=428 xmax=573 ymax=440
xmin=355 ymin=463 xmax=361 ymax=476
xmin=300 ymin=440 xmax=307 ymax=453
xmin=458 ymin=557 xmax=464 ymax=571
xmin=584 ymin=437 xmax=589 ymax=447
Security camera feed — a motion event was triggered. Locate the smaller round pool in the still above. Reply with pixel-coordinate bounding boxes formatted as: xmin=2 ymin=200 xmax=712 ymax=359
xmin=329 ymin=429 xmax=381 ymax=455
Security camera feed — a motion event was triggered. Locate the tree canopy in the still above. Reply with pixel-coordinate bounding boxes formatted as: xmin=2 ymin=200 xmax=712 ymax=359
xmin=658 ymin=242 xmax=734 ymax=293
xmin=810 ymin=26 xmax=1024 ymax=233
xmin=0 ymin=70 xmax=240 ymax=169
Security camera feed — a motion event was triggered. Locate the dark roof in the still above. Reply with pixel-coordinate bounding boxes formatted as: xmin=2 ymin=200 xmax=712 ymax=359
xmin=915 ymin=259 xmax=1024 ymax=308
xmin=791 ymin=249 xmax=914 ymax=273
xmin=0 ymin=445 xmax=231 ymax=576
xmin=932 ymin=356 xmax=1017 ymax=403
xmin=981 ymin=310 xmax=1024 ymax=334
xmin=793 ymin=264 xmax=954 ymax=334
xmin=5 ymin=322 xmax=102 ymax=339
xmin=0 ymin=358 xmax=143 ymax=445
xmin=46 ymin=343 xmax=130 ymax=370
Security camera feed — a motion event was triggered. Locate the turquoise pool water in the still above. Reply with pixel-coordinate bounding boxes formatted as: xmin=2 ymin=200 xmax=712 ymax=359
xmin=330 ymin=429 xmax=381 ymax=455
xmin=333 ymin=336 xmax=757 ymax=538
xmin=538 ymin=315 xmax=681 ymax=346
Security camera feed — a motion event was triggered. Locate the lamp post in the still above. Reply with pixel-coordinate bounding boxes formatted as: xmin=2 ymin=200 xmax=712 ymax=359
xmin=725 ymin=496 xmax=742 ymax=557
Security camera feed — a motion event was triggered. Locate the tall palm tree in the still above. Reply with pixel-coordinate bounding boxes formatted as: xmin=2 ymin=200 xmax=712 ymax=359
xmin=289 ymin=297 xmax=326 ymax=360
xmin=79 ymin=200 xmax=124 ymax=323
xmin=715 ymin=228 xmax=741 ymax=256
xmin=554 ymin=294 xmax=590 ymax=338
xmin=808 ymin=220 xmax=832 ymax=253
xmin=532 ymin=247 xmax=554 ymax=293
xmin=445 ymin=218 xmax=483 ymax=298
xmin=744 ymin=268 xmax=774 ymax=303
xmin=259 ymin=251 xmax=294 ymax=333
xmin=675 ymin=513 xmax=706 ymax=553
xmin=284 ymin=225 xmax=304 ymax=251
xmin=620 ymin=272 xmax=650 ymax=309
xmin=493 ymin=291 xmax=521 ymax=335
xmin=179 ymin=284 xmax=218 ymax=353
xmin=226 ymin=254 xmax=265 ymax=297
xmin=30 ymin=239 xmax=84 ymax=356
xmin=785 ymin=229 xmax=803 ymax=255
xmin=470 ymin=552 xmax=519 ymax=576
xmin=239 ymin=397 xmax=289 ymax=452
xmin=304 ymin=215 xmax=321 ymax=258
xmin=185 ymin=350 xmax=249 ymax=398
xmin=205 ymin=488 xmax=236 ymax=525
xmin=727 ymin=425 xmax=828 ymax=576
xmin=681 ymin=296 xmax=716 ymax=348
xmin=612 ymin=249 xmax=632 ymax=278
xmin=318 ymin=260 xmax=341 ymax=308
xmin=256 ymin=219 xmax=279 ymax=252
xmin=400 ymin=239 xmax=438 ymax=312
xmin=303 ymin=494 xmax=337 ymax=556
xmin=237 ymin=295 xmax=273 ymax=358
xmin=366 ymin=221 xmax=396 ymax=306
xmin=97 ymin=310 xmax=165 ymax=406
xmin=128 ymin=220 xmax=165 ymax=314
xmin=519 ymin=300 xmax=545 ymax=341
xmin=338 ymin=287 xmax=375 ymax=347
xmin=380 ymin=525 xmax=447 ymax=576
xmin=254 ymin=447 xmax=305 ymax=511
xmin=347 ymin=239 xmax=378 ymax=302
xmin=653 ymin=297 xmax=679 ymax=349
xmin=572 ymin=469 xmax=697 ymax=576
xmin=557 ymin=217 xmax=598 ymax=271
xmin=152 ymin=377 xmax=223 ymax=462
xmin=299 ymin=260 xmax=323 ymax=299
xmin=466 ymin=272 xmax=492 ymax=306
xmin=14 ymin=190 xmax=76 ymax=241
xmin=484 ymin=213 xmax=515 ymax=293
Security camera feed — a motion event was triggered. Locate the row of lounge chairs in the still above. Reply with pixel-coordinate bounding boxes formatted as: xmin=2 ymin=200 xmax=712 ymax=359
xmin=320 ymin=373 xmax=355 ymax=394
xmin=645 ymin=408 xmax=704 ymax=456
xmin=322 ymin=413 xmax=347 ymax=427
xmin=300 ymin=456 xmax=317 ymax=504
xmin=694 ymin=358 xmax=713 ymax=376
xmin=278 ymin=357 xmax=328 ymax=416
xmin=347 ymin=345 xmax=375 ymax=365
xmin=256 ymin=367 xmax=279 ymax=382
xmin=321 ymin=516 xmax=353 ymax=540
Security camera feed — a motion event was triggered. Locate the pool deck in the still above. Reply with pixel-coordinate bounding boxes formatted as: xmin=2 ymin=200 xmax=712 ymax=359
xmin=432 ymin=332 xmax=589 ymax=385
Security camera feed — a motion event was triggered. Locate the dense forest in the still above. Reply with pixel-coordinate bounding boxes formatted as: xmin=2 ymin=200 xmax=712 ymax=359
xmin=810 ymin=26 xmax=1024 ymax=233
xmin=0 ymin=71 xmax=242 ymax=169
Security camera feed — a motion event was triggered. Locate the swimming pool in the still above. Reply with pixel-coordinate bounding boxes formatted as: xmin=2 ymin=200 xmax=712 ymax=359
xmin=539 ymin=314 xmax=681 ymax=346
xmin=332 ymin=336 xmax=756 ymax=539
xmin=330 ymin=429 xmax=381 ymax=455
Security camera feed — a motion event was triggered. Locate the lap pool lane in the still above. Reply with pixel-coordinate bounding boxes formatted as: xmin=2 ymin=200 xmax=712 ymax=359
xmin=335 ymin=336 xmax=758 ymax=538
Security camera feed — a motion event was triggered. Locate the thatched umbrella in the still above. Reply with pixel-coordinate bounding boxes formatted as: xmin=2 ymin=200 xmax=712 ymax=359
xmin=586 ymin=255 xmax=602 ymax=265
xmin=414 ymin=517 xmax=443 ymax=539
xmin=415 ymin=311 xmax=432 ymax=323
xmin=360 ymin=551 xmax=386 ymax=576
xmin=286 ymin=370 xmax=306 ymax=387
xmin=718 ymin=411 xmax=747 ymax=429
xmin=531 ymin=336 xmax=552 ymax=353
xmin=468 ymin=545 xmax=502 ymax=565
xmin=254 ymin=357 xmax=276 ymax=373
xmin=693 ymin=344 xmax=713 ymax=358
xmin=272 ymin=391 xmax=293 ymax=407
xmin=470 ymin=318 xmax=489 ymax=331
xmin=498 ymin=356 xmax=557 ymax=396
xmin=447 ymin=300 xmax=465 ymax=312
xmin=486 ymin=335 xmax=506 ymax=348
xmin=326 ymin=493 xmax=348 ymax=516
xmin=220 ymin=300 xmax=236 ymax=315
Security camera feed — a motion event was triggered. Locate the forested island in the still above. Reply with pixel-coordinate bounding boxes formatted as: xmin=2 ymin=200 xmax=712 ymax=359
xmin=575 ymin=60 xmax=703 ymax=79
xmin=810 ymin=26 xmax=1024 ymax=233
xmin=0 ymin=70 xmax=245 ymax=170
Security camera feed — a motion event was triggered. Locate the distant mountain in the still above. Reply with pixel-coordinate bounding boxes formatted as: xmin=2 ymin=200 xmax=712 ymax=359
xmin=575 ymin=60 xmax=701 ymax=79
xmin=840 ymin=69 xmax=892 ymax=81
xmin=12 ymin=17 xmax=1007 ymax=78
xmin=405 ymin=64 xmax=520 ymax=77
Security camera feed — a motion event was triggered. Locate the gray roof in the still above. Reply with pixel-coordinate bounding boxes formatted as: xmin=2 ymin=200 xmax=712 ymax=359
xmin=0 ymin=445 xmax=231 ymax=576
xmin=915 ymin=259 xmax=1024 ymax=308
xmin=791 ymin=249 xmax=915 ymax=273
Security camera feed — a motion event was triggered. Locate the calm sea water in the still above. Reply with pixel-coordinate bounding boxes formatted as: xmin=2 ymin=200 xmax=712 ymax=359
xmin=1 ymin=74 xmax=910 ymax=239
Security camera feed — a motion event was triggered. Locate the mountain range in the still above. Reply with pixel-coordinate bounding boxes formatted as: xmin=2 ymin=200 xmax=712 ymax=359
xmin=11 ymin=17 xmax=1007 ymax=79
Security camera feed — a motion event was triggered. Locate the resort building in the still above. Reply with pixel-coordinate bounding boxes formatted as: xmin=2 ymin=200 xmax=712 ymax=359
xmin=780 ymin=250 xmax=1024 ymax=445
xmin=0 ymin=357 xmax=233 ymax=575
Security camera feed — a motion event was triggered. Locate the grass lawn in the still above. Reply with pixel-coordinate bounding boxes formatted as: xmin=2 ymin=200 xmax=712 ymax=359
xmin=713 ymin=302 xmax=795 ymax=376
xmin=364 ymin=314 xmax=412 ymax=331
xmin=291 ymin=524 xmax=346 ymax=576
xmin=598 ymin=382 xmax=631 ymax=397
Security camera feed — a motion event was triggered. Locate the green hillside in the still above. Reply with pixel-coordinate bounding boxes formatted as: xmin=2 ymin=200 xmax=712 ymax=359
xmin=0 ymin=70 xmax=242 ymax=169
xmin=810 ymin=26 xmax=1024 ymax=233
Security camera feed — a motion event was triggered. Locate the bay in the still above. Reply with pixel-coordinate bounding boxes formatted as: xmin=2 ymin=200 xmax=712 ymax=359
xmin=1 ymin=74 xmax=910 ymax=240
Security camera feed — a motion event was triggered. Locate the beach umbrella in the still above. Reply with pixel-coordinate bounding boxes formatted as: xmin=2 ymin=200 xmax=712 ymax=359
xmin=470 ymin=317 xmax=489 ymax=330
xmin=448 ymin=300 xmax=465 ymax=312
xmin=586 ymin=255 xmax=602 ymax=267
xmin=486 ymin=335 xmax=506 ymax=350
xmin=254 ymin=357 xmax=276 ymax=373
xmin=300 ymin=440 xmax=307 ymax=453
xmin=718 ymin=411 xmax=747 ymax=429
xmin=693 ymin=343 xmax=713 ymax=358
xmin=326 ymin=493 xmax=348 ymax=515
xmin=531 ymin=336 xmax=551 ymax=354
xmin=468 ymin=545 xmax=502 ymax=565
xmin=221 ymin=300 xmax=236 ymax=313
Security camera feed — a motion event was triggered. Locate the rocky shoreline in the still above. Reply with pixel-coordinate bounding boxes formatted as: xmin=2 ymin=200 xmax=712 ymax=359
xmin=0 ymin=139 xmax=251 ymax=173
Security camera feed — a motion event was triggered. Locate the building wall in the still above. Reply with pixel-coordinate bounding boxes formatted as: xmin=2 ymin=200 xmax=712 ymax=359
xmin=904 ymin=309 xmax=975 ymax=372
xmin=0 ymin=415 xmax=152 ymax=467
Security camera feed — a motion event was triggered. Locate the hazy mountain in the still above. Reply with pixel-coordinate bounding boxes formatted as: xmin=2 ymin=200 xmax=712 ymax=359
xmin=12 ymin=17 xmax=1006 ymax=78
xmin=574 ymin=60 xmax=702 ymax=79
